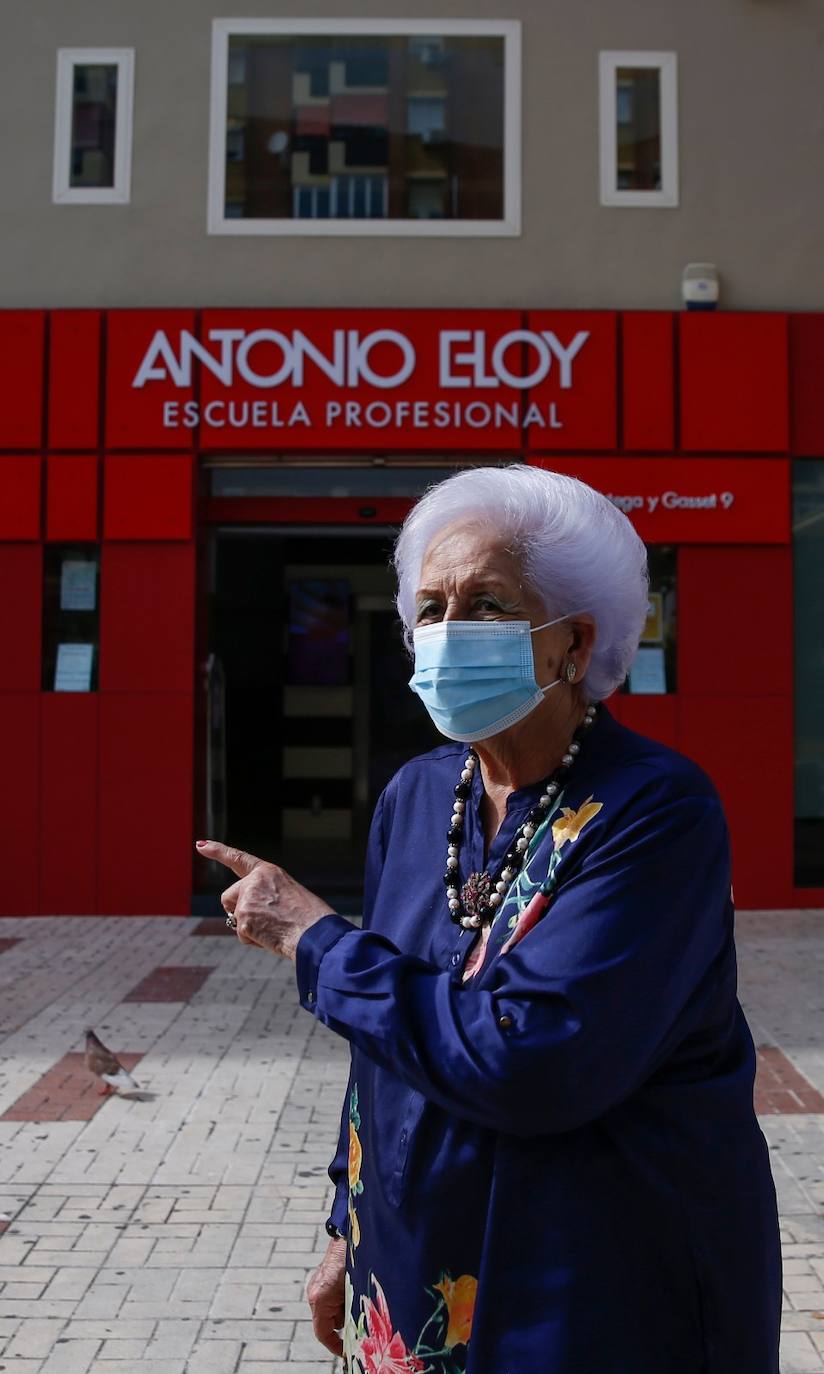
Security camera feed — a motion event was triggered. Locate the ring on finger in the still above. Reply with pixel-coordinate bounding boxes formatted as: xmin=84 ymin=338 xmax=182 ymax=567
xmin=224 ymin=911 xmax=238 ymax=931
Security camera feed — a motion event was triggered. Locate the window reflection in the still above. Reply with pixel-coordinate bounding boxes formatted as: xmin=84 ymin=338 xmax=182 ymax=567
xmin=616 ymin=67 xmax=661 ymax=192
xmin=224 ymin=33 xmax=505 ymax=221
xmin=70 ymin=64 xmax=117 ymax=189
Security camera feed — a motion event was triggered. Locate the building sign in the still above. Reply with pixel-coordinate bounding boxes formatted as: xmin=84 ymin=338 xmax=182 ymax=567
xmin=104 ymin=309 xmax=618 ymax=451
xmin=536 ymin=458 xmax=791 ymax=543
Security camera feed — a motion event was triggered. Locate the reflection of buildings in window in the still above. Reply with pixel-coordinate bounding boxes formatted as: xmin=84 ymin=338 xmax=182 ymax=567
xmin=615 ymin=68 xmax=661 ymax=192
xmin=70 ymin=64 xmax=117 ymax=188
xmin=224 ymin=34 xmax=504 ymax=222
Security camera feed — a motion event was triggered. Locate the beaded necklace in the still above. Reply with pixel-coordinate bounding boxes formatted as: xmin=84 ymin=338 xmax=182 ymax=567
xmin=444 ymin=703 xmax=598 ymax=930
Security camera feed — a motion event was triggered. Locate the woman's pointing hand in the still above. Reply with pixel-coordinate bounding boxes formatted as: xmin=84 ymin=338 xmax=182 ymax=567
xmin=195 ymin=839 xmax=336 ymax=961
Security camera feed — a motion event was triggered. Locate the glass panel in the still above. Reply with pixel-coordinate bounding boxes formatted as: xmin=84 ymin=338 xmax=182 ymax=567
xmin=209 ymin=466 xmax=470 ymax=498
xmin=615 ymin=67 xmax=661 ymax=192
xmin=42 ymin=546 xmax=100 ymax=691
xmin=794 ymin=461 xmax=824 ymax=885
xmin=224 ymin=32 xmax=504 ymax=221
xmin=623 ymin=545 xmax=676 ymax=693
xmin=69 ymin=64 xmax=118 ymax=188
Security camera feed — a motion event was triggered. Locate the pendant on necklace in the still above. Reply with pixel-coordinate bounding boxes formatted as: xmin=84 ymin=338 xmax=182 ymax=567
xmin=460 ymin=871 xmax=493 ymax=922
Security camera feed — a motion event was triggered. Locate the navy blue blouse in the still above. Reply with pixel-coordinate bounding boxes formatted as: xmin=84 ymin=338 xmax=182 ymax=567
xmin=296 ymin=707 xmax=781 ymax=1374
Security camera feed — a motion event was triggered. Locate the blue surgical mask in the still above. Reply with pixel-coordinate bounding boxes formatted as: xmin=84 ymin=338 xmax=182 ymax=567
xmin=409 ymin=615 xmax=573 ymax=743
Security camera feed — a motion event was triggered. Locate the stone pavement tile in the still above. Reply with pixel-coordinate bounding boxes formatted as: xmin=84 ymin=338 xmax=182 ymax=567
xmin=256 ymin=1363 xmax=337 ymax=1373
xmin=5 ymin=1320 xmax=67 ymax=1360
xmin=201 ymin=1320 xmax=295 ymax=1342
xmin=60 ymin=1320 xmax=157 ymax=1341
xmin=1 ymin=1279 xmax=50 ymax=1298
xmin=780 ymin=1331 xmax=824 ymax=1370
xmin=0 ymin=1301 xmax=76 ymax=1320
xmin=70 ymin=1285 xmax=130 ymax=1320
xmin=142 ymin=1318 xmax=199 ymax=1360
xmin=118 ymin=1301 xmax=211 ymax=1321
xmin=243 ymin=1340 xmax=292 ymax=1359
xmin=185 ymin=1340 xmax=243 ymax=1373
xmin=97 ymin=1337 xmax=150 ymax=1360
xmin=785 ymin=1314 xmax=824 ymax=1331
xmin=792 ymin=1289 xmax=824 ymax=1312
xmin=39 ymin=1339 xmax=102 ymax=1374
xmin=43 ymin=1268 xmax=98 ymax=1301
xmin=89 ymin=1364 xmax=185 ymax=1374
xmin=208 ymin=1282 xmax=259 ymax=1318
xmin=0 ymin=1261 xmax=55 ymax=1282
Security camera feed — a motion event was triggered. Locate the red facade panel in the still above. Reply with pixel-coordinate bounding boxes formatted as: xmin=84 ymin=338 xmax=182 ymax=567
xmin=614 ymin=695 xmax=678 ymax=750
xmin=0 ymin=456 xmax=41 ymax=540
xmin=0 ymin=544 xmax=41 ymax=690
xmin=105 ymin=310 xmax=196 ymax=449
xmin=525 ymin=311 xmax=617 ymax=451
xmin=679 ymin=313 xmax=789 ymax=453
xmin=40 ymin=694 xmax=97 ymax=914
xmin=98 ymin=692 xmax=193 ymax=914
xmin=48 ymin=311 xmax=101 ymax=450
xmin=621 ymin=313 xmax=675 ymax=451
xmin=0 ymin=695 xmax=39 ymax=914
xmin=47 ymin=454 xmax=99 ymax=542
xmin=789 ymin=313 xmax=824 ymax=456
xmin=678 ymin=696 xmax=793 ymax=909
xmin=0 ymin=312 xmax=44 ymax=449
xmin=99 ymin=543 xmax=196 ymax=693
xmin=678 ymin=546 xmax=793 ymax=697
xmin=103 ymin=455 xmax=194 ymax=540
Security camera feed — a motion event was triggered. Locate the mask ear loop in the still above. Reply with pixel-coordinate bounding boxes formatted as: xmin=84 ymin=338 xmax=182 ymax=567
xmin=531 ymin=612 xmax=587 ymax=691
xmin=530 ymin=610 xmax=588 ymax=634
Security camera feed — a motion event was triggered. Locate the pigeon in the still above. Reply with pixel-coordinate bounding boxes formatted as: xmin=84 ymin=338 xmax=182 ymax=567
xmin=84 ymin=1029 xmax=139 ymax=1095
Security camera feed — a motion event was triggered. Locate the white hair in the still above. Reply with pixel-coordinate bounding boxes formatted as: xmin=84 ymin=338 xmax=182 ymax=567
xmin=393 ymin=464 xmax=649 ymax=701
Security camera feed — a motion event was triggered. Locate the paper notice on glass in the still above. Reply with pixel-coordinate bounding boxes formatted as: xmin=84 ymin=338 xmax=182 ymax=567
xmin=628 ymin=646 xmax=667 ymax=695
xmin=54 ymin=643 xmax=94 ymax=692
xmin=641 ymin=592 xmax=664 ymax=644
xmin=61 ymin=560 xmax=97 ymax=612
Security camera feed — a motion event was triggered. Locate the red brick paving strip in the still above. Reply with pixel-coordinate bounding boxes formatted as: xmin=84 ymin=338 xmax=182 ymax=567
xmin=123 ymin=964 xmax=214 ymax=1002
xmin=0 ymin=937 xmax=21 ymax=954
xmin=755 ymin=1046 xmax=824 ymax=1113
xmin=0 ymin=1051 xmax=143 ymax=1122
xmin=191 ymin=917 xmax=235 ymax=937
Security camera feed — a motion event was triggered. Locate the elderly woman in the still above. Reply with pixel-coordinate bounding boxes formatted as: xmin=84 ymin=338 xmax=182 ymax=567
xmin=198 ymin=465 xmax=781 ymax=1374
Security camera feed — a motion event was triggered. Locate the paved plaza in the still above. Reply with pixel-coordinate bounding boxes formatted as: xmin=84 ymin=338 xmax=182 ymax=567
xmin=0 ymin=911 xmax=823 ymax=1373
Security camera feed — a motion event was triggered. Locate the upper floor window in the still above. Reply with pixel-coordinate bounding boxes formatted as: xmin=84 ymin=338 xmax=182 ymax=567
xmin=53 ymin=48 xmax=134 ymax=204
xmin=599 ymin=51 xmax=678 ymax=208
xmin=208 ymin=19 xmax=521 ymax=236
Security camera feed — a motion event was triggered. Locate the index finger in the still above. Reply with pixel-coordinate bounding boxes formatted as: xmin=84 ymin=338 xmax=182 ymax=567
xmin=195 ymin=839 xmax=263 ymax=878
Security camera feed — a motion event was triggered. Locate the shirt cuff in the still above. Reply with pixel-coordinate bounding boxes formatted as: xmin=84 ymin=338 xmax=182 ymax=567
xmin=327 ymin=1185 xmax=349 ymax=1239
xmin=296 ymin=913 xmax=355 ymax=1012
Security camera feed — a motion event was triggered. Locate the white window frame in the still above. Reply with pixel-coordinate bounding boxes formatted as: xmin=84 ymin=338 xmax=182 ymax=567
xmin=599 ymin=50 xmax=678 ymax=208
xmin=208 ymin=17 xmax=521 ymax=237
xmin=53 ymin=48 xmax=134 ymax=204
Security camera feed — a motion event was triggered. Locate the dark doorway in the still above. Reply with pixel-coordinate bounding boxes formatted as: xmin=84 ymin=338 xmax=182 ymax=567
xmin=198 ymin=526 xmax=437 ymax=912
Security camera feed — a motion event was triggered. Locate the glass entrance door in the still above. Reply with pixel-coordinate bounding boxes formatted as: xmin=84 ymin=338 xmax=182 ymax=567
xmin=198 ymin=526 xmax=437 ymax=912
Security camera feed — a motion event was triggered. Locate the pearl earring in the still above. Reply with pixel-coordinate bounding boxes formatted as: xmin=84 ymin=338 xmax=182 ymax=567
xmin=565 ymin=662 xmax=577 ymax=683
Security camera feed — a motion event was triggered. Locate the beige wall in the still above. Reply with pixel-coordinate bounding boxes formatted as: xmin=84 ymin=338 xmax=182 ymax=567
xmin=2 ymin=0 xmax=823 ymax=311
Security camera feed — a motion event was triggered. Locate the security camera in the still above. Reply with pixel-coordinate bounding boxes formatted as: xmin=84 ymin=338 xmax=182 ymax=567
xmin=682 ymin=263 xmax=719 ymax=311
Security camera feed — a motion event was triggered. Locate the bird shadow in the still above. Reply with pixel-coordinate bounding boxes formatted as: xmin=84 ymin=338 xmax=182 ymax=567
xmin=116 ymin=1090 xmax=157 ymax=1102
